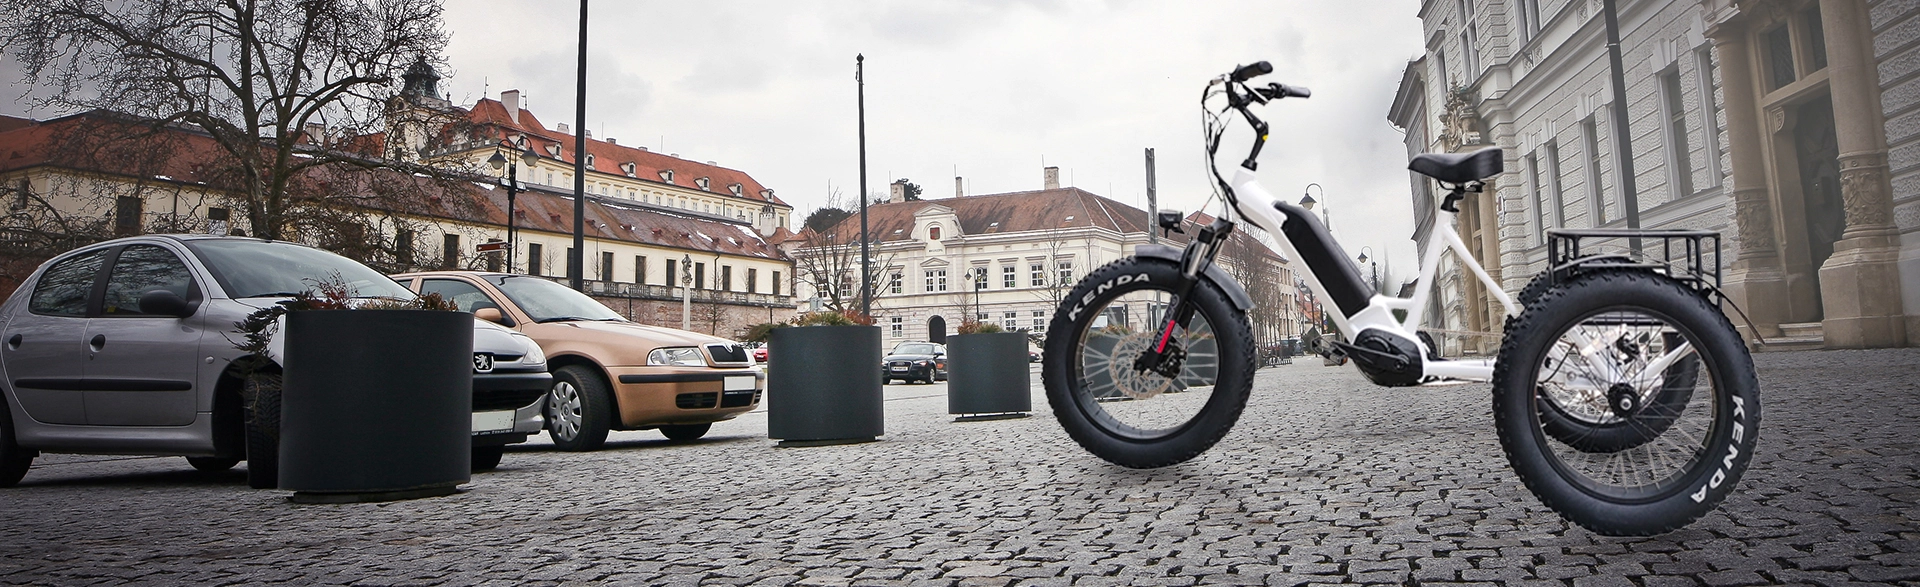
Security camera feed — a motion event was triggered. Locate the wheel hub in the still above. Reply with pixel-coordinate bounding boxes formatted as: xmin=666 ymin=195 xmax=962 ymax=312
xmin=1606 ymin=382 xmax=1641 ymax=418
xmin=1108 ymin=332 xmax=1182 ymax=400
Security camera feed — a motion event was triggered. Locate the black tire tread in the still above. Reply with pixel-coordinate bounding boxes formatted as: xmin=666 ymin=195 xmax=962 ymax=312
xmin=0 ymin=400 xmax=33 ymax=488
xmin=471 ymin=445 xmax=505 ymax=471
xmin=548 ymin=365 xmax=613 ymax=452
xmin=243 ymin=371 xmax=281 ymax=489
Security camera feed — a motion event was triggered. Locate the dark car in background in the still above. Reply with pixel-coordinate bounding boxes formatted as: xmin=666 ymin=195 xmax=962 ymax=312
xmin=882 ymin=342 xmax=946 ymax=384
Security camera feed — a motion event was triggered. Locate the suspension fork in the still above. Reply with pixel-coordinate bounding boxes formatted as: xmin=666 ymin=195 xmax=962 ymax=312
xmin=1138 ymin=217 xmax=1235 ymax=373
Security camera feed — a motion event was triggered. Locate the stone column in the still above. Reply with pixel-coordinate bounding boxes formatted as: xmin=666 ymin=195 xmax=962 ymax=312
xmin=1817 ymin=0 xmax=1908 ymax=347
xmin=1476 ymin=186 xmax=1504 ymax=354
xmin=1709 ymin=18 xmax=1790 ymax=342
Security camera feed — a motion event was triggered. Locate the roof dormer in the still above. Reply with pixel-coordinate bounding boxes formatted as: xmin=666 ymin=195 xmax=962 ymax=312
xmin=659 ymin=169 xmax=674 ymax=184
xmin=729 ymin=183 xmax=743 ymax=196
xmin=620 ymin=162 xmax=636 ymax=177
xmin=584 ymin=153 xmax=595 ymax=169
xmin=695 ymin=177 xmax=710 ymax=191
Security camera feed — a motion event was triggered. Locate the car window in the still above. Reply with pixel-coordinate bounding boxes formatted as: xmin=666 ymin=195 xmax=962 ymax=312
xmin=420 ymin=279 xmax=498 ymax=314
xmin=100 ymin=245 xmax=196 ymax=316
xmin=28 ymin=249 xmax=107 ymax=317
xmin=185 ymin=239 xmax=411 ymax=300
xmin=894 ymin=343 xmax=937 ymax=355
xmin=487 ymin=276 xmax=624 ymax=322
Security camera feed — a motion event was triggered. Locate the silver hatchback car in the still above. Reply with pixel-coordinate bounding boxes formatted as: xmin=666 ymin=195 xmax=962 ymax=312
xmin=0 ymin=236 xmax=551 ymax=488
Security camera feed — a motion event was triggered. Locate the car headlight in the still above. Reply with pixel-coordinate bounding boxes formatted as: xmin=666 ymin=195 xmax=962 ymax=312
xmin=648 ymin=346 xmax=706 ymax=367
xmin=914 ymin=360 xmax=930 ymax=367
xmin=514 ymin=334 xmax=547 ymax=367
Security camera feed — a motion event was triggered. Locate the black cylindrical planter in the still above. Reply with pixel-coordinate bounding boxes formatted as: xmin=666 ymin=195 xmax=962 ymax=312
xmin=767 ymin=325 xmax=882 ymax=446
xmin=279 ymin=310 xmax=474 ymax=502
xmin=947 ymin=332 xmax=1032 ymax=419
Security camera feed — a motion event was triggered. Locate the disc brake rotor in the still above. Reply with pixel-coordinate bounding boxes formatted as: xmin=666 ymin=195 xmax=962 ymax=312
xmin=1107 ymin=331 xmax=1184 ymax=400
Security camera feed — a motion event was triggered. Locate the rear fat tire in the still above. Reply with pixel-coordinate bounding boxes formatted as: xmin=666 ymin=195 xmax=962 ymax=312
xmin=1493 ymin=270 xmax=1760 ymax=536
xmin=471 ymin=445 xmax=505 ymax=471
xmin=243 ymin=371 xmax=282 ymax=489
xmin=546 ymin=365 xmax=613 ymax=452
xmin=1042 ymin=257 xmax=1255 ymax=469
xmin=0 ymin=401 xmax=35 ymax=488
xmin=660 ymin=423 xmax=711 ymax=441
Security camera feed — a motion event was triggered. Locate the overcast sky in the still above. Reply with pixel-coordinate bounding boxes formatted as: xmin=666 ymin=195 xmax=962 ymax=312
xmin=438 ymin=0 xmax=1429 ymax=274
xmin=3 ymin=0 xmax=1431 ymax=277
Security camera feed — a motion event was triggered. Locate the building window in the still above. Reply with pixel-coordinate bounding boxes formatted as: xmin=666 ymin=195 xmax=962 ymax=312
xmin=1527 ymin=152 xmax=1546 ymax=246
xmin=443 ymin=233 xmax=460 ymax=269
xmin=928 ymin=225 xmax=941 ymax=240
xmin=1031 ymin=263 xmax=1045 ymax=286
xmin=601 ymin=251 xmax=614 ymax=281
xmin=1581 ymin=117 xmax=1607 ymax=226
xmin=773 ymin=271 xmax=782 ymax=296
xmin=666 ymin=258 xmax=677 ymax=287
xmin=1057 ymin=260 xmax=1073 ymax=284
xmin=747 ymin=268 xmax=757 ymax=293
xmin=1033 ymin=310 xmax=1047 ymax=333
xmin=1764 ymin=24 xmax=1796 ymax=91
xmin=1002 ymin=265 xmax=1016 ymax=288
xmin=1804 ymin=7 xmax=1828 ymax=72
xmin=890 ymin=316 xmax=903 ymax=337
xmin=1462 ymin=25 xmax=1480 ymax=78
xmin=925 ymin=269 xmax=948 ymax=292
xmin=1516 ymin=0 xmax=1540 ymax=44
xmin=636 ymin=256 xmax=647 ymax=284
xmin=1694 ymin=48 xmax=1725 ymax=187
xmin=1543 ymin=142 xmax=1565 ymax=232
xmin=721 ymin=266 xmax=733 ymax=291
xmin=113 ymin=196 xmax=142 ymax=236
xmin=838 ymin=274 xmax=853 ymax=298
xmin=889 ymin=272 xmax=902 ymax=294
xmin=694 ymin=262 xmax=705 ymax=290
xmin=971 ymin=266 xmax=987 ymax=290
xmin=528 ymin=243 xmax=543 ymax=276
xmin=395 ymin=228 xmax=415 ymax=266
xmin=1659 ymin=69 xmax=1695 ymax=199
xmin=1003 ymin=311 xmax=1018 ymax=331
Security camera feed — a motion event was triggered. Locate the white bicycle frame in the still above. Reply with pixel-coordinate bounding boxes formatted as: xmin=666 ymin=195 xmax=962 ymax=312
xmin=1222 ymin=166 xmax=1520 ymax=382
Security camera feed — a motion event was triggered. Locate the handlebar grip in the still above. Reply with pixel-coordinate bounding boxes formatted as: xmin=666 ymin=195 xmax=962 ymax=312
xmin=1230 ymin=61 xmax=1273 ymax=82
xmin=1276 ymin=83 xmax=1311 ymax=98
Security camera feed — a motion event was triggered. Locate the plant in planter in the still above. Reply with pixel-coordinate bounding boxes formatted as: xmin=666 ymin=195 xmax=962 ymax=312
xmin=765 ymin=309 xmax=883 ymax=446
xmin=231 ymin=274 xmax=472 ymax=501
xmin=947 ymin=318 xmax=1031 ymax=419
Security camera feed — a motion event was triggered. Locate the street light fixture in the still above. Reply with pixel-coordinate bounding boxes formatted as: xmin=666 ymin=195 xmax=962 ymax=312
xmin=488 ymin=146 xmax=541 ymax=273
xmin=1356 ymin=246 xmax=1379 ymax=293
xmin=1300 ymin=182 xmax=1329 ymax=234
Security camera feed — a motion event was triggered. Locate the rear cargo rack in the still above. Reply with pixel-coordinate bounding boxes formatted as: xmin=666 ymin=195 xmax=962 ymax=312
xmin=1545 ymin=228 xmax=1722 ymax=304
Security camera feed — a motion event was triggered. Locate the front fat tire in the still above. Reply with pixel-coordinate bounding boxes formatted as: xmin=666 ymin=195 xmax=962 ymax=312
xmin=1042 ymin=257 xmax=1256 ymax=469
xmin=546 ymin=365 xmax=613 ymax=452
xmin=1493 ymin=270 xmax=1761 ymax=536
xmin=243 ymin=371 xmax=282 ymax=489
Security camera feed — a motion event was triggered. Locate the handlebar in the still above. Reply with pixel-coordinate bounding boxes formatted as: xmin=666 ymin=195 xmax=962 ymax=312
xmin=1230 ymin=61 xmax=1273 ymax=82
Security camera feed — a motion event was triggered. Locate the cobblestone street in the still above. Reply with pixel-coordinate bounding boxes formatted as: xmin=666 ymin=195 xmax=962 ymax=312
xmin=0 ymin=349 xmax=1915 ymax=586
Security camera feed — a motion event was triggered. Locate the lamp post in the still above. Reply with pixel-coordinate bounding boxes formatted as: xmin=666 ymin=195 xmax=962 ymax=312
xmin=1300 ymin=182 xmax=1329 ymax=234
xmin=681 ymin=253 xmax=693 ymax=331
xmin=488 ymin=147 xmax=540 ymax=273
xmin=1357 ymin=246 xmax=1378 ymax=293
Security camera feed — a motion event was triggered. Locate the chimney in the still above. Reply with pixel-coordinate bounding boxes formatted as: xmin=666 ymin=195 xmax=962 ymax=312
xmin=607 ymin=137 xmax=617 ymax=145
xmin=638 ymin=146 xmax=649 ymax=152
xmin=303 ymin=122 xmax=326 ymax=144
xmin=584 ymin=128 xmax=592 ymax=139
xmin=1044 ymin=166 xmax=1060 ymax=190
xmin=889 ymin=181 xmax=906 ymax=203
xmin=501 ymin=90 xmax=521 ymax=124
xmin=557 ymin=123 xmax=570 ymax=135
xmin=955 ymin=176 xmax=964 ymax=198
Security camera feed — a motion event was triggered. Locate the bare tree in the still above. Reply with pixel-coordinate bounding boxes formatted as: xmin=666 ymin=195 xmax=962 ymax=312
xmin=0 ymin=0 xmax=464 ymax=241
xmin=791 ymin=189 xmax=898 ymax=314
xmin=1217 ymin=224 xmax=1290 ymax=352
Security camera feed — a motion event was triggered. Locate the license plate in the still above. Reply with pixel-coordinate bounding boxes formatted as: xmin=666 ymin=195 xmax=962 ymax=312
xmin=724 ymin=375 xmax=756 ymax=391
xmin=471 ymin=410 xmax=514 ymax=433
xmin=890 ymin=366 xmax=907 ymax=372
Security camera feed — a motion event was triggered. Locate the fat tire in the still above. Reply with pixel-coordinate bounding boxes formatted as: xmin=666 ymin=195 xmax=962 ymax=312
xmin=471 ymin=445 xmax=505 ymax=471
xmin=1042 ymin=257 xmax=1255 ymax=469
xmin=547 ymin=365 xmax=613 ymax=452
xmin=660 ymin=423 xmax=711 ymax=441
xmin=1493 ymin=270 xmax=1760 ymax=536
xmin=243 ymin=371 xmax=282 ymax=489
xmin=0 ymin=400 xmax=35 ymax=487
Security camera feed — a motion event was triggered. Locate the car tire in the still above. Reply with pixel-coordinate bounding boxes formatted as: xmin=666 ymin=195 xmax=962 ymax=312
xmin=243 ymin=370 xmax=282 ymax=489
xmin=471 ymin=445 xmax=505 ymax=471
xmin=186 ymin=456 xmax=240 ymax=473
xmin=0 ymin=401 xmax=35 ymax=488
xmin=546 ymin=365 xmax=613 ymax=452
xmin=660 ymin=423 xmax=710 ymax=441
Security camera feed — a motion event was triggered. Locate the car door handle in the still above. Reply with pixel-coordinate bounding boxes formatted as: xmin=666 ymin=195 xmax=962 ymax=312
xmin=89 ymin=334 xmax=106 ymax=352
xmin=5 ymin=334 xmax=18 ymax=350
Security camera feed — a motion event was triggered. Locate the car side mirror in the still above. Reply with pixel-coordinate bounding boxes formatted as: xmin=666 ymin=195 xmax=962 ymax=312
xmin=138 ymin=289 xmax=195 ymax=318
xmin=473 ymin=307 xmax=512 ymax=326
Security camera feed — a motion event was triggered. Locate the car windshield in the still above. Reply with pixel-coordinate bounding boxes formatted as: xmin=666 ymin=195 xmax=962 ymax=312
xmin=893 ymin=343 xmax=940 ymax=355
xmin=186 ymin=239 xmax=413 ymax=300
xmin=488 ymin=276 xmax=625 ymax=323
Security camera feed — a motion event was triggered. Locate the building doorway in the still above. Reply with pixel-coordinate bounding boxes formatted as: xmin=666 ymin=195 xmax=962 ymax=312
xmin=927 ymin=315 xmax=947 ymax=343
xmin=1792 ymin=95 xmax=1843 ymax=318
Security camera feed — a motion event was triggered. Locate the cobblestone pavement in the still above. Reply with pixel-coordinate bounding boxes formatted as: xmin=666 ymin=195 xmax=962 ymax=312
xmin=0 ymin=349 xmax=1915 ymax=586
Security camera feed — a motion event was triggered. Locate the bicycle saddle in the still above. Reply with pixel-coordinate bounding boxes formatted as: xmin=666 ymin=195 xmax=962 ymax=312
xmin=1408 ymin=147 xmax=1503 ymax=184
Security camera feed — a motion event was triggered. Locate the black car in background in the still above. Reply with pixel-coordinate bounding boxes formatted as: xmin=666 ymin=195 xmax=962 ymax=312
xmin=882 ymin=342 xmax=946 ymax=384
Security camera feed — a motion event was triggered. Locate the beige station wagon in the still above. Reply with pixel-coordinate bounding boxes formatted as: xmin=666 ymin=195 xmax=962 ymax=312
xmin=392 ymin=272 xmax=762 ymax=451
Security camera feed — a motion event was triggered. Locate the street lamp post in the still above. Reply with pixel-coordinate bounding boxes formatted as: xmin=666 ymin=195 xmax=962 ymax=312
xmin=1357 ymin=246 xmax=1378 ymax=293
xmin=1300 ymin=183 xmax=1329 ymax=234
xmin=681 ymin=253 xmax=693 ymax=331
xmin=488 ymin=147 xmax=540 ymax=273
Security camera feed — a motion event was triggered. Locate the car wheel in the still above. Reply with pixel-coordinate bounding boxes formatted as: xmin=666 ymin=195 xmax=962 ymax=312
xmin=471 ymin=445 xmax=505 ymax=471
xmin=660 ymin=423 xmax=711 ymax=441
xmin=546 ymin=365 xmax=613 ymax=452
xmin=243 ymin=370 xmax=282 ymax=489
xmin=186 ymin=456 xmax=240 ymax=473
xmin=0 ymin=401 xmax=35 ymax=488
